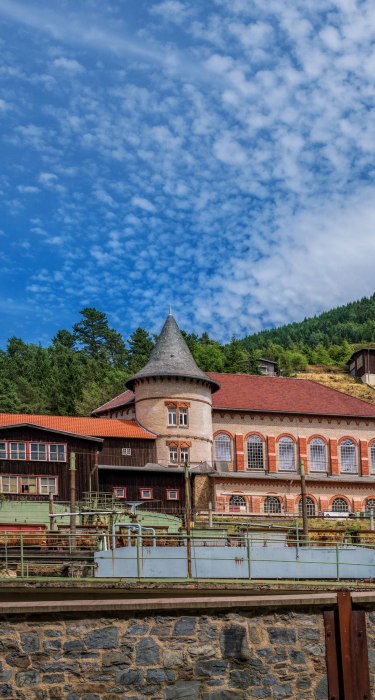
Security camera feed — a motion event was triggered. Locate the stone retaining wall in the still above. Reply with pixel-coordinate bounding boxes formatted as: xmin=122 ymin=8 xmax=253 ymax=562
xmin=0 ymin=607 xmax=328 ymax=699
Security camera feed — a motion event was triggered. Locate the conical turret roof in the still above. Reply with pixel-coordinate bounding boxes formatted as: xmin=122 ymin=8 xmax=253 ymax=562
xmin=126 ymin=314 xmax=220 ymax=393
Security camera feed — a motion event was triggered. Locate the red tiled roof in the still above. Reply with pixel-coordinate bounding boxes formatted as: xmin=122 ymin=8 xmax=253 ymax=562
xmin=208 ymin=373 xmax=375 ymax=417
xmin=91 ymin=390 xmax=134 ymax=415
xmin=0 ymin=414 xmax=156 ymax=439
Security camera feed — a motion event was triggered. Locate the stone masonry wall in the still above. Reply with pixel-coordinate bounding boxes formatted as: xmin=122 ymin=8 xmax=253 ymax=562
xmin=0 ymin=608 xmax=328 ymax=699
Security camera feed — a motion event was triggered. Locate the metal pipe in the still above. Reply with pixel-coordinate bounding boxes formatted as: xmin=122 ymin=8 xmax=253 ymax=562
xmin=111 ymin=522 xmax=142 ymax=551
xmin=69 ymin=452 xmax=76 ymax=550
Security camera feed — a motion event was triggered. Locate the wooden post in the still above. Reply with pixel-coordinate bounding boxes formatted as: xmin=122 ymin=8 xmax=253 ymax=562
xmin=70 ymin=452 xmax=77 ymax=550
xmin=300 ymin=459 xmax=309 ymax=544
xmin=184 ymin=461 xmax=192 ymax=578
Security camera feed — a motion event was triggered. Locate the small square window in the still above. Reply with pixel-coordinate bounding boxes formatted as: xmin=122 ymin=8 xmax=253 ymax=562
xmin=10 ymin=442 xmax=26 ymax=460
xmin=0 ymin=443 xmax=7 ymax=459
xmin=49 ymin=444 xmax=66 ymax=462
xmin=30 ymin=443 xmax=47 ymax=461
xmin=113 ymin=487 xmax=127 ymax=499
xmin=20 ymin=476 xmax=37 ymax=494
xmin=121 ymin=448 xmax=132 ymax=456
xmin=140 ymin=488 xmax=153 ymax=500
xmin=39 ymin=477 xmax=57 ymax=495
xmin=166 ymin=489 xmax=179 ymax=501
xmin=1 ymin=476 xmax=18 ymax=494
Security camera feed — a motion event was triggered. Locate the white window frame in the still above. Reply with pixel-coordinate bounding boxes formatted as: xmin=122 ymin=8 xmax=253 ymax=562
xmin=20 ymin=476 xmax=37 ymax=495
xmin=1 ymin=475 xmax=18 ymax=494
xmin=179 ymin=407 xmax=189 ymax=427
xmin=264 ymin=496 xmax=281 ymax=514
xmin=166 ymin=489 xmax=179 ymax=501
xmin=167 ymin=407 xmax=177 ymax=426
xmin=180 ymin=447 xmax=189 ymax=464
xmin=370 ymin=443 xmax=375 ymax=474
xmin=121 ymin=448 xmax=132 ymax=456
xmin=309 ymin=438 xmax=327 ymax=472
xmin=0 ymin=442 xmax=7 ymax=459
xmin=278 ymin=437 xmax=296 ymax=471
xmin=30 ymin=443 xmax=47 ymax=461
xmin=48 ymin=444 xmax=67 ymax=462
xmin=247 ymin=435 xmax=264 ymax=470
xmin=298 ymin=497 xmax=316 ymax=517
xmin=113 ymin=487 xmax=127 ymax=499
xmin=39 ymin=476 xmax=58 ymax=496
xmin=9 ymin=442 xmax=26 ymax=460
xmin=140 ymin=488 xmax=153 ymax=500
xmin=215 ymin=434 xmax=232 ymax=462
xmin=340 ymin=439 xmax=357 ymax=473
xmin=331 ymin=498 xmax=349 ymax=513
xmin=169 ymin=447 xmax=178 ymax=464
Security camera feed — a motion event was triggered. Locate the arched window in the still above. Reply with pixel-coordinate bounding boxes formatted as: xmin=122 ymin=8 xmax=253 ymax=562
xmin=264 ymin=496 xmax=281 ymax=514
xmin=247 ymin=435 xmax=264 ymax=470
xmin=370 ymin=443 xmax=375 ymax=474
xmin=298 ymin=497 xmax=316 ymax=517
xmin=215 ymin=434 xmax=231 ymax=462
xmin=309 ymin=438 xmax=327 ymax=472
xmin=278 ymin=437 xmax=296 ymax=471
xmin=365 ymin=498 xmax=375 ymax=513
xmin=332 ymin=498 xmax=349 ymax=513
xmin=340 ymin=439 xmax=357 ymax=473
xmin=229 ymin=495 xmax=246 ymax=512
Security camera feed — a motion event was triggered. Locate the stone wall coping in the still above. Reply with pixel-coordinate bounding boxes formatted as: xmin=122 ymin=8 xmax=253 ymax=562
xmin=0 ymin=591 xmax=338 ymax=615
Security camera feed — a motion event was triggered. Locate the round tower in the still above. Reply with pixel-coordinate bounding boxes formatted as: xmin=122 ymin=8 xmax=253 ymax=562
xmin=126 ymin=314 xmax=220 ymax=466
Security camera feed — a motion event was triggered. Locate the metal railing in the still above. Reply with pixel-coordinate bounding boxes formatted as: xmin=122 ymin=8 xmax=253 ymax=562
xmin=1 ymin=530 xmax=375 ymax=581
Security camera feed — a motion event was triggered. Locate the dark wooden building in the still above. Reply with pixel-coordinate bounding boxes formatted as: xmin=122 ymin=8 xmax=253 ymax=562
xmin=98 ymin=465 xmax=185 ymax=514
xmin=347 ymin=348 xmax=375 ymax=387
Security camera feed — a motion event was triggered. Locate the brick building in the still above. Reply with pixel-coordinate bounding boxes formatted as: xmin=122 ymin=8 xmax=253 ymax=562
xmin=93 ymin=313 xmax=375 ymax=516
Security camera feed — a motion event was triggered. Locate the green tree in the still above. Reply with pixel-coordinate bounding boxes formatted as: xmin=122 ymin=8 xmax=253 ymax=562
xmin=73 ymin=308 xmax=127 ymax=366
xmin=126 ymin=328 xmax=154 ymax=374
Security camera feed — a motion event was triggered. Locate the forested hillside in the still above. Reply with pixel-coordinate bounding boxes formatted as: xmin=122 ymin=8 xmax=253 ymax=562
xmin=1 ymin=293 xmax=375 ymax=416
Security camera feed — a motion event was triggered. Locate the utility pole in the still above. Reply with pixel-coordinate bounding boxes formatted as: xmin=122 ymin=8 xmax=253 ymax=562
xmin=300 ymin=458 xmax=309 ymax=544
xmin=70 ymin=452 xmax=77 ymax=550
xmin=184 ymin=461 xmax=192 ymax=578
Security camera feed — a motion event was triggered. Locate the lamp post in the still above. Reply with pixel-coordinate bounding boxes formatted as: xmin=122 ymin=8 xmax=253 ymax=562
xmin=300 ymin=458 xmax=309 ymax=544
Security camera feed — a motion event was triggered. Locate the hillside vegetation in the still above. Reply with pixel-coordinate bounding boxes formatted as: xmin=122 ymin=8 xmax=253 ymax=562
xmin=0 ymin=293 xmax=374 ymax=415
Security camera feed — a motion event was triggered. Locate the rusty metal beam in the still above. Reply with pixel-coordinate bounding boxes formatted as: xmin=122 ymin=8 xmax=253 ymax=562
xmin=324 ymin=610 xmax=341 ymax=700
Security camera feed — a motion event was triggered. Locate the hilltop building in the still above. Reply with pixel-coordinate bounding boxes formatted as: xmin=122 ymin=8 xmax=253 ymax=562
xmin=93 ymin=313 xmax=375 ymax=516
xmin=347 ymin=348 xmax=375 ymax=388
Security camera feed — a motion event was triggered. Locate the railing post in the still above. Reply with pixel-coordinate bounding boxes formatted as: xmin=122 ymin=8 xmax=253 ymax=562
xmin=5 ymin=532 xmax=7 ymax=571
xmin=247 ymin=533 xmax=251 ymax=579
xmin=296 ymin=519 xmax=300 ymax=559
xmin=20 ymin=533 xmax=24 ymax=578
xmin=136 ymin=533 xmax=141 ymax=580
xmin=336 ymin=543 xmax=340 ymax=581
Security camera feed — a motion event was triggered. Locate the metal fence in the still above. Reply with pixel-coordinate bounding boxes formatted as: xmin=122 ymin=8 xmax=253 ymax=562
xmin=1 ymin=530 xmax=375 ymax=581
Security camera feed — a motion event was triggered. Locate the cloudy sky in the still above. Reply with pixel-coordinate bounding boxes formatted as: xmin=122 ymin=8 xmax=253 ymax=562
xmin=1 ymin=0 xmax=375 ymax=346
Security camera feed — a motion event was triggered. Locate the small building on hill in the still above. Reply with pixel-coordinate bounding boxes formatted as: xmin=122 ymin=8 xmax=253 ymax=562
xmin=347 ymin=348 xmax=375 ymax=388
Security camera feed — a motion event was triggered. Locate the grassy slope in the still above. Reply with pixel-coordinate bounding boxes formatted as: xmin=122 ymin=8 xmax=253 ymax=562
xmin=297 ymin=371 xmax=375 ymax=404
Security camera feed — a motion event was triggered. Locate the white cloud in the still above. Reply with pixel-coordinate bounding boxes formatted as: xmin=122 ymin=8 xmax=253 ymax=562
xmin=131 ymin=196 xmax=156 ymax=212
xmin=52 ymin=57 xmax=85 ymax=74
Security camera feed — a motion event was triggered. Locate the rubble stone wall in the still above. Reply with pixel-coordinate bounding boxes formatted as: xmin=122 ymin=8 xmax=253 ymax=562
xmin=0 ymin=607 xmax=328 ymax=699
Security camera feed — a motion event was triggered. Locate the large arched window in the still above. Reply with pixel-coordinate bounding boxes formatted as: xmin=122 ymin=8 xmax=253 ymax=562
xmin=370 ymin=443 xmax=375 ymax=474
xmin=214 ymin=434 xmax=232 ymax=462
xmin=365 ymin=498 xmax=375 ymax=513
xmin=247 ymin=435 xmax=264 ymax=470
xmin=309 ymin=438 xmax=327 ymax=472
xmin=229 ymin=495 xmax=246 ymax=512
xmin=264 ymin=496 xmax=281 ymax=514
xmin=278 ymin=437 xmax=296 ymax=471
xmin=340 ymin=439 xmax=357 ymax=473
xmin=332 ymin=498 xmax=349 ymax=513
xmin=298 ymin=497 xmax=316 ymax=517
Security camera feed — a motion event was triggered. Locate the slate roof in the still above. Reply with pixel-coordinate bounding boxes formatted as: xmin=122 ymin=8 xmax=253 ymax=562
xmin=91 ymin=390 xmax=135 ymax=416
xmin=208 ymin=373 xmax=375 ymax=418
xmin=126 ymin=313 xmax=220 ymax=393
xmin=0 ymin=414 xmax=156 ymax=439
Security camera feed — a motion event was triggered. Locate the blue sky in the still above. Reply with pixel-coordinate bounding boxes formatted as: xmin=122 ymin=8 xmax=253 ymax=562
xmin=1 ymin=0 xmax=375 ymax=347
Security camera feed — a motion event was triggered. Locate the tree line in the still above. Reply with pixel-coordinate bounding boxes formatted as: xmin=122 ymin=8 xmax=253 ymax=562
xmin=1 ymin=293 xmax=374 ymax=416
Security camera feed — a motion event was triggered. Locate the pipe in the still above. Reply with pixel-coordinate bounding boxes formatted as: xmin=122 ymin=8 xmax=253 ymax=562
xmin=111 ymin=522 xmax=142 ymax=551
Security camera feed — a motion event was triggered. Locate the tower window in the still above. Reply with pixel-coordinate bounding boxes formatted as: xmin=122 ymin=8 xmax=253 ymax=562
xmin=179 ymin=408 xmax=188 ymax=426
xmin=169 ymin=447 xmax=178 ymax=463
xmin=168 ymin=407 xmax=177 ymax=426
xmin=180 ymin=447 xmax=189 ymax=464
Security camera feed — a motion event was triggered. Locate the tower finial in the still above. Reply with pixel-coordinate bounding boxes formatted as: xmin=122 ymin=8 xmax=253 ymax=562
xmin=168 ymin=304 xmax=172 ymax=315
